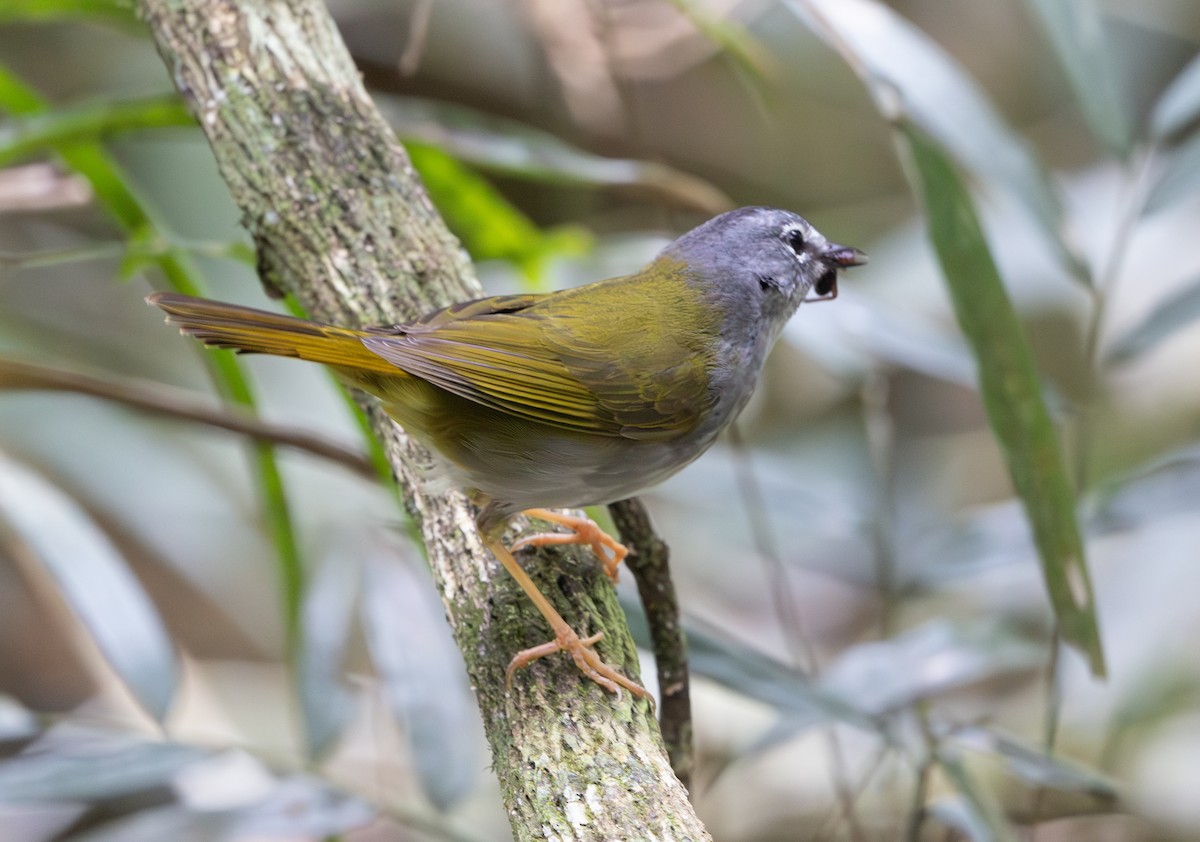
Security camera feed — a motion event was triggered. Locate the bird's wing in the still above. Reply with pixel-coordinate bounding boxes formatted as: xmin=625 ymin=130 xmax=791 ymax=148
xmin=361 ymin=271 xmax=716 ymax=440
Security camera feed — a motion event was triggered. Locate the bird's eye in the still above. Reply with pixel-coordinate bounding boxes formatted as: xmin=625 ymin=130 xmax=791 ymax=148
xmin=783 ymin=228 xmax=806 ymax=254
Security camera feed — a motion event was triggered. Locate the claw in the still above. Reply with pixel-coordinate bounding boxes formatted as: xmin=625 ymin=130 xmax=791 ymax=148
xmin=514 ymin=509 xmax=629 ymax=583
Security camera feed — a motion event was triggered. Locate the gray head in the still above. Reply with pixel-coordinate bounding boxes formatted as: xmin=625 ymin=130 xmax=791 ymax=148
xmin=661 ymin=206 xmax=867 ymax=351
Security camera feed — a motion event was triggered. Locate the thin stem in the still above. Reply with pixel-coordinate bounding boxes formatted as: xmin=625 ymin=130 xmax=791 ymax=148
xmin=0 ymin=357 xmax=377 ymax=478
xmin=862 ymin=371 xmax=898 ymax=635
xmin=727 ymin=425 xmax=817 ymax=670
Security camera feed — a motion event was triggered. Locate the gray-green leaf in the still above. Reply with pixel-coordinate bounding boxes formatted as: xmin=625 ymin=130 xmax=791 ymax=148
xmin=1021 ymin=0 xmax=1132 ymax=157
xmin=0 ymin=451 xmax=178 ymax=719
xmin=1152 ymin=53 xmax=1200 ymax=139
xmin=786 ymin=0 xmax=1087 ymax=282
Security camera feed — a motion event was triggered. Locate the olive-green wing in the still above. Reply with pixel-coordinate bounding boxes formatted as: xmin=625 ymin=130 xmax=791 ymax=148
xmin=361 ymin=267 xmax=717 ymax=440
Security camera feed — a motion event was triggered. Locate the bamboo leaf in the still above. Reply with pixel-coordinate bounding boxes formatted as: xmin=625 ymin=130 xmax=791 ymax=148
xmin=1144 ymin=130 xmax=1200 ymax=214
xmin=361 ymin=537 xmax=479 ymax=810
xmin=0 ymin=95 xmax=192 ymax=167
xmin=0 ymin=454 xmax=178 ymax=719
xmin=1021 ymin=0 xmax=1132 ymax=157
xmin=786 ymin=0 xmax=1088 ymax=282
xmin=932 ymin=752 xmax=1021 ymax=842
xmin=820 ymin=619 xmax=1046 ymax=715
xmin=0 ymin=0 xmax=136 ymax=25
xmin=0 ymin=730 xmax=204 ymax=802
xmin=1107 ymin=273 xmax=1200 ymax=363
xmin=406 ymin=141 xmax=590 ymax=283
xmin=1152 ymin=54 xmax=1200 ymax=139
xmin=0 ymin=62 xmax=305 ymax=654
xmin=378 ymin=95 xmax=733 ymax=214
xmin=952 ymin=727 xmax=1118 ymax=799
xmin=899 ymin=124 xmax=1105 ymax=677
xmin=297 ymin=539 xmax=361 ymax=759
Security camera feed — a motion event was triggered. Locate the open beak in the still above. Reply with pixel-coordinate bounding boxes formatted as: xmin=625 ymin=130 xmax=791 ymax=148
xmin=805 ymin=242 xmax=868 ymax=303
xmin=823 ymin=243 xmax=869 ymax=268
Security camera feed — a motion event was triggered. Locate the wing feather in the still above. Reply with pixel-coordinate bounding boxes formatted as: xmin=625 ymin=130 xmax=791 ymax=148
xmin=361 ymin=264 xmax=718 ymax=439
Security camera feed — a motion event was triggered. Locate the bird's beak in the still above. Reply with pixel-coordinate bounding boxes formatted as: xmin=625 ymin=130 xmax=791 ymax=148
xmin=823 ymin=243 xmax=869 ymax=268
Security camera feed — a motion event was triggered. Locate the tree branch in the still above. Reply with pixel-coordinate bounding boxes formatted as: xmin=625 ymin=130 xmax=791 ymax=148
xmin=134 ymin=1 xmax=705 ymax=838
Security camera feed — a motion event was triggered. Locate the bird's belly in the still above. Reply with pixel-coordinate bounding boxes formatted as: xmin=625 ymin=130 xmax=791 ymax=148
xmin=377 ymin=381 xmax=719 ymax=516
xmin=453 ymin=424 xmax=712 ymax=512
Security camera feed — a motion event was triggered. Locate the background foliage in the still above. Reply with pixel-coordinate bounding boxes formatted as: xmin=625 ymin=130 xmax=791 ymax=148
xmin=1 ymin=0 xmax=1199 ymax=839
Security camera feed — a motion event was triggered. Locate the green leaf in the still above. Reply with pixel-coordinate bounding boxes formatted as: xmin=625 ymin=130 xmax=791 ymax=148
xmin=406 ymin=141 xmax=590 ymax=284
xmin=0 ymin=0 xmax=136 ymax=26
xmin=786 ymin=0 xmax=1088 ymax=282
xmin=1151 ymin=53 xmax=1200 ymax=139
xmin=1144 ymin=130 xmax=1200 ymax=214
xmin=297 ymin=538 xmax=361 ymax=759
xmin=361 ymin=538 xmax=478 ymax=810
xmin=378 ymin=95 xmax=733 ymax=214
xmin=1107 ymin=273 xmax=1200 ymax=363
xmin=0 ymin=452 xmax=178 ymax=720
xmin=0 ymin=95 xmax=192 ymax=168
xmin=1020 ymin=0 xmax=1132 ymax=158
xmin=899 ymin=123 xmax=1105 ymax=677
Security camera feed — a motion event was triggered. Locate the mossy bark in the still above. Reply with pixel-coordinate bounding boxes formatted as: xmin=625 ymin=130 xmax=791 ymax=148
xmin=135 ymin=1 xmax=708 ymax=838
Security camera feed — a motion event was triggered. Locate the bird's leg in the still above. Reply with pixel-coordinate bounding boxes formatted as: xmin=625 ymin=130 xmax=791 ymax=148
xmin=480 ymin=530 xmax=650 ymax=702
xmin=512 ymin=508 xmax=629 ymax=583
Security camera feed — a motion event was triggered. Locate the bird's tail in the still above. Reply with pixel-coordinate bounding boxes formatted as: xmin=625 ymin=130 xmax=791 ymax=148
xmin=147 ymin=292 xmax=400 ymax=375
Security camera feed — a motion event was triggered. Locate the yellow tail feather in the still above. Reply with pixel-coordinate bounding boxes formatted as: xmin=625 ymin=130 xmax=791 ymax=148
xmin=147 ymin=292 xmax=402 ymax=375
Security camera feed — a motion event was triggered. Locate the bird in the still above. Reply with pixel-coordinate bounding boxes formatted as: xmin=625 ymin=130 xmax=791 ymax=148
xmin=148 ymin=206 xmax=867 ymax=701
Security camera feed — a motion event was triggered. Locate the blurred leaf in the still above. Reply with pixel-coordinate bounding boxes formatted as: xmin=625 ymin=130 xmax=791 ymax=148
xmin=670 ymin=620 xmax=875 ymax=731
xmin=71 ymin=775 xmax=374 ymax=842
xmin=0 ymin=62 xmax=305 ymax=655
xmin=1107 ymin=273 xmax=1200 ymax=363
xmin=0 ymin=452 xmax=178 ymax=719
xmin=900 ymin=124 xmax=1105 ymax=677
xmin=787 ymin=0 xmax=1088 ymax=282
xmin=934 ymin=751 xmax=1021 ymax=842
xmin=952 ymin=726 xmax=1118 ymax=799
xmin=406 ymin=141 xmax=590 ymax=283
xmin=379 ymin=96 xmax=733 ymax=214
xmin=1151 ymin=53 xmax=1200 ymax=139
xmin=929 ymin=795 xmax=1018 ymax=842
xmin=0 ymin=697 xmax=38 ymax=744
xmin=1020 ymin=0 xmax=1132 ymax=158
xmin=297 ymin=539 xmax=361 ymax=759
xmin=0 ymin=728 xmax=204 ymax=802
xmin=907 ymin=501 xmax=1035 ymax=583
xmin=0 ymin=95 xmax=192 ymax=167
xmin=361 ymin=538 xmax=478 ymax=810
xmin=1143 ymin=130 xmax=1200 ymax=214
xmin=0 ymin=0 xmax=136 ymax=25
xmin=1088 ymin=445 xmax=1200 ymax=531
xmin=820 ymin=619 xmax=1046 ymax=715
xmin=667 ymin=0 xmax=775 ymax=88
xmin=1102 ymin=668 xmax=1200 ymax=767
xmin=785 ymin=294 xmax=980 ymax=388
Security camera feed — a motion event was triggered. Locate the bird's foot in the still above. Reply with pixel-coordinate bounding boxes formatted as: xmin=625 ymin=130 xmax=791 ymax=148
xmin=513 ymin=508 xmax=628 ymax=583
xmin=506 ymin=626 xmax=651 ymax=701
